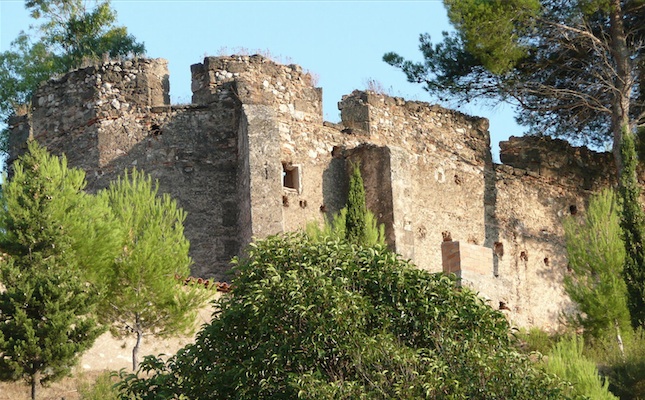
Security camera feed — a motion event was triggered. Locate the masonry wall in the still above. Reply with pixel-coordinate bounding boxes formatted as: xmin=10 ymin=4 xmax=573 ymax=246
xmin=9 ymin=55 xmax=624 ymax=330
xmin=340 ymin=91 xmax=491 ymax=269
xmin=337 ymin=90 xmax=615 ymax=329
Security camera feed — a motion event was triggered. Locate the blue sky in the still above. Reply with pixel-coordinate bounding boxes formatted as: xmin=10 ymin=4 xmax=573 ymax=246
xmin=1 ymin=0 xmax=522 ymax=161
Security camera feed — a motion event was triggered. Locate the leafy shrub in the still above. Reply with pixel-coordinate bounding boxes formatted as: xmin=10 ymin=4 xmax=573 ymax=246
xmin=118 ymin=234 xmax=574 ymax=399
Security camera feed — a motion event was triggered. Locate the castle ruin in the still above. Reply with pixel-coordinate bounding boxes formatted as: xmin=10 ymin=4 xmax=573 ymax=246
xmin=8 ymin=55 xmax=618 ymax=330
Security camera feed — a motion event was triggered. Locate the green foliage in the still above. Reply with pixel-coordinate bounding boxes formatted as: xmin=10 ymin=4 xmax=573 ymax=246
xmin=0 ymin=0 xmax=144 ymax=126
xmin=515 ymin=327 xmax=560 ymax=355
xmin=78 ymin=372 xmax=119 ymax=400
xmin=385 ymin=1 xmax=645 ymax=150
xmin=543 ymin=336 xmax=617 ymax=400
xmin=99 ymin=168 xmax=208 ymax=370
xmin=118 ymin=234 xmax=574 ymax=399
xmin=618 ymin=129 xmax=645 ymax=329
xmin=563 ymin=188 xmax=631 ymax=341
xmin=599 ymin=328 xmax=645 ymax=399
xmin=0 ymin=142 xmax=111 ymax=399
xmin=345 ymin=163 xmax=368 ymax=244
xmin=306 ymin=207 xmax=386 ymax=246
xmin=444 ymin=0 xmax=540 ymax=74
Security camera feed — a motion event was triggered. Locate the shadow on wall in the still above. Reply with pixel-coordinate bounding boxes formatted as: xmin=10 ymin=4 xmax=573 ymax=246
xmin=321 ymin=156 xmax=349 ymax=221
xmin=484 ymin=149 xmax=500 ymax=276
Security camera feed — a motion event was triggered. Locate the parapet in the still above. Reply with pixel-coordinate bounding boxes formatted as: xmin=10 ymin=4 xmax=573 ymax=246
xmin=499 ymin=135 xmax=615 ymax=190
xmin=339 ymin=90 xmax=492 ymax=165
xmin=190 ymin=55 xmax=322 ymax=123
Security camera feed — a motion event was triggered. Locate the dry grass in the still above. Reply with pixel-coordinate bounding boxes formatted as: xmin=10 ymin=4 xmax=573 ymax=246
xmin=0 ymin=370 xmax=112 ymax=400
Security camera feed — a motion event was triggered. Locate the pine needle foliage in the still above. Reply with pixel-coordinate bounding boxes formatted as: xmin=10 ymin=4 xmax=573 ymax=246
xmin=0 ymin=142 xmax=113 ymax=400
xmin=543 ymin=336 xmax=617 ymax=400
xmin=99 ymin=168 xmax=207 ymax=370
xmin=618 ymin=129 xmax=645 ymax=329
xmin=563 ymin=188 xmax=631 ymax=346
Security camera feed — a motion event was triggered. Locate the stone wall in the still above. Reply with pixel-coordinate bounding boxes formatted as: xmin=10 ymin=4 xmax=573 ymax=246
xmin=337 ymin=90 xmax=613 ymax=329
xmin=8 ymin=55 xmax=623 ymax=330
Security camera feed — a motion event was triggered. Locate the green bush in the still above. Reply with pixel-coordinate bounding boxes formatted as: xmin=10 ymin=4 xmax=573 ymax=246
xmin=118 ymin=234 xmax=575 ymax=399
xmin=306 ymin=207 xmax=385 ymax=246
xmin=596 ymin=328 xmax=645 ymax=399
xmin=78 ymin=372 xmax=119 ymax=400
xmin=516 ymin=327 xmax=560 ymax=354
xmin=543 ymin=336 xmax=617 ymax=399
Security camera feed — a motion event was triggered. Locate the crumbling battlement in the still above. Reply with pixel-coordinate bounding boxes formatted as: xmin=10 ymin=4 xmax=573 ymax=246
xmin=499 ymin=135 xmax=615 ymax=190
xmin=8 ymin=55 xmax=621 ymax=330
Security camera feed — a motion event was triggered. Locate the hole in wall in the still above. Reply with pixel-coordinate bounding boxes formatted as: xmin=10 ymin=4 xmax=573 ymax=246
xmin=299 ymin=200 xmax=307 ymax=208
xmin=150 ymin=123 xmax=162 ymax=136
xmin=494 ymin=242 xmax=504 ymax=258
xmin=282 ymin=162 xmax=301 ymax=192
xmin=544 ymin=257 xmax=550 ymax=266
xmin=282 ymin=195 xmax=289 ymax=207
xmin=569 ymin=205 xmax=578 ymax=215
xmin=331 ymin=146 xmax=343 ymax=158
xmin=520 ymin=251 xmax=528 ymax=262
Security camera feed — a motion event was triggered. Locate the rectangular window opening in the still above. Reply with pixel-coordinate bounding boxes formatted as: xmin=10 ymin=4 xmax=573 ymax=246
xmin=282 ymin=162 xmax=301 ymax=192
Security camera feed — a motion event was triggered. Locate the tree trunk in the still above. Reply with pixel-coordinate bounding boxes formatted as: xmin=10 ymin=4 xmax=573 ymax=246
xmin=133 ymin=330 xmax=142 ymax=370
xmin=132 ymin=313 xmax=142 ymax=370
xmin=609 ymin=0 xmax=633 ymax=175
xmin=31 ymin=371 xmax=39 ymax=400
xmin=615 ymin=319 xmax=625 ymax=360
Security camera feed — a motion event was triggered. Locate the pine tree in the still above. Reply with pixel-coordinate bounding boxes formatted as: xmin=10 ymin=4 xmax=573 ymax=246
xmin=618 ymin=128 xmax=645 ymax=329
xmin=99 ymin=168 xmax=207 ymax=370
xmin=345 ymin=163 xmax=368 ymax=245
xmin=563 ymin=188 xmax=630 ymax=355
xmin=0 ymin=142 xmax=115 ymax=400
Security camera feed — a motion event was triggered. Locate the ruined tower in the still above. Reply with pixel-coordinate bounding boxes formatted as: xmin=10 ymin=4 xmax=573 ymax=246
xmin=9 ymin=55 xmax=618 ymax=329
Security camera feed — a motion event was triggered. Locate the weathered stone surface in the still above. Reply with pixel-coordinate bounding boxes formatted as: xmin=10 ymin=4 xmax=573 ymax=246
xmin=8 ymin=54 xmax=624 ymax=330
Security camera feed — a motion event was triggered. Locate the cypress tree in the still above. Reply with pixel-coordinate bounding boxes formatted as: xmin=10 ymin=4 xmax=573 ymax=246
xmin=345 ymin=163 xmax=368 ymax=245
xmin=618 ymin=128 xmax=645 ymax=329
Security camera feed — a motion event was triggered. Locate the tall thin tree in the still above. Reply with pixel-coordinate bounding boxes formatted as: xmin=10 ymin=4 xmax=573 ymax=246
xmin=618 ymin=128 xmax=645 ymax=328
xmin=345 ymin=163 xmax=368 ymax=245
